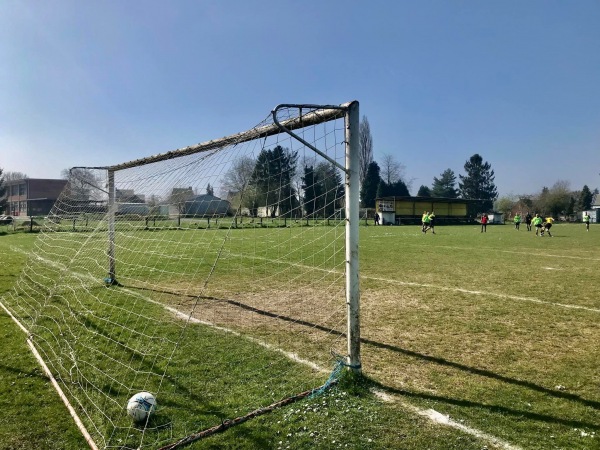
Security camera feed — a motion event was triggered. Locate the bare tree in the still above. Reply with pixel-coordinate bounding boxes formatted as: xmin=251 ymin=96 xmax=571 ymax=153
xmin=535 ymin=180 xmax=571 ymax=217
xmin=3 ymin=171 xmax=29 ymax=181
xmin=494 ymin=195 xmax=517 ymax=219
xmin=220 ymin=155 xmax=258 ymax=214
xmin=61 ymin=168 xmax=104 ymax=202
xmin=359 ymin=115 xmax=373 ymax=186
xmin=221 ymin=156 xmax=255 ymax=196
xmin=379 ymin=153 xmax=405 ymax=184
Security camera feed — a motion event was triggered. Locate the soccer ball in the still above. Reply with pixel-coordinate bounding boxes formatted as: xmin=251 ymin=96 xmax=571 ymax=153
xmin=126 ymin=392 xmax=157 ymax=422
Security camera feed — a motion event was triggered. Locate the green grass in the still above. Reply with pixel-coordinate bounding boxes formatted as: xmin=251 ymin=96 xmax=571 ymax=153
xmin=1 ymin=223 xmax=599 ymax=449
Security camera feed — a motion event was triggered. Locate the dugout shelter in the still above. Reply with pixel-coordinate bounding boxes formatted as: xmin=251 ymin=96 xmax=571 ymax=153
xmin=375 ymin=196 xmax=477 ymax=225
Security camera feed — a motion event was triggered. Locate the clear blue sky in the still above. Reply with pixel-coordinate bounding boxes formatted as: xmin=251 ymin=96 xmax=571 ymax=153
xmin=1 ymin=0 xmax=599 ymax=197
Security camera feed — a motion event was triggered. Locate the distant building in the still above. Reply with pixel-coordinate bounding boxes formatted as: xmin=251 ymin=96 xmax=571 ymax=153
xmin=487 ymin=212 xmax=504 ymax=224
xmin=582 ymin=193 xmax=599 ymax=223
xmin=116 ymin=189 xmax=146 ymax=204
xmin=117 ymin=203 xmax=150 ymax=215
xmin=2 ymin=178 xmax=67 ymax=217
xmin=183 ymin=194 xmax=231 ymax=217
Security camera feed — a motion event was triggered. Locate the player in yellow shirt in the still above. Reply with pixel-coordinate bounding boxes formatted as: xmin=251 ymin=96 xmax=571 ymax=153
xmin=428 ymin=211 xmax=436 ymax=234
xmin=541 ymin=216 xmax=554 ymax=237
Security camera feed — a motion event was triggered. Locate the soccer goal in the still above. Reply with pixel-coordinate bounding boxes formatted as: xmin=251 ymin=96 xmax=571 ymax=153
xmin=1 ymin=101 xmax=360 ymax=449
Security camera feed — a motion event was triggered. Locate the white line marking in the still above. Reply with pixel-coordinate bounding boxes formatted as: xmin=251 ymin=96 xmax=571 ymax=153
xmin=5 ymin=246 xmax=528 ymax=449
xmin=372 ymin=390 xmax=522 ymax=450
xmin=365 ymin=275 xmax=600 ymax=313
xmin=225 ymin=251 xmax=600 ymax=314
xmin=118 ymin=286 xmax=327 ymax=373
xmin=372 ymin=240 xmax=600 ymax=262
xmin=119 ymin=286 xmax=521 ymax=450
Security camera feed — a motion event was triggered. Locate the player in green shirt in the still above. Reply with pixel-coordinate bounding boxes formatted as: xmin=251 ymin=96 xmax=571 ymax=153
xmin=422 ymin=211 xmax=431 ymax=233
xmin=513 ymin=212 xmax=521 ymax=230
xmin=421 ymin=211 xmax=431 ymax=233
xmin=532 ymin=214 xmax=543 ymax=236
xmin=583 ymin=212 xmax=591 ymax=232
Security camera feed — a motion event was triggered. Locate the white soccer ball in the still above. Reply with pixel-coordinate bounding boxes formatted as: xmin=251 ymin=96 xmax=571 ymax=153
xmin=126 ymin=391 xmax=157 ymax=422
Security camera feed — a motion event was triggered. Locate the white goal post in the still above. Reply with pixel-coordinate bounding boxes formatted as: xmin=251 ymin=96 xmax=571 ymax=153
xmin=102 ymin=101 xmax=361 ymax=374
xmin=2 ymin=101 xmax=361 ymax=449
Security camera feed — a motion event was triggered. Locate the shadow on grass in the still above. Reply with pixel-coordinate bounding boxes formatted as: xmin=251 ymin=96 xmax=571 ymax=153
xmin=120 ymin=284 xmax=600 ymax=434
xmin=0 ymin=363 xmax=46 ymax=380
xmin=367 ymin=378 xmax=600 ymax=431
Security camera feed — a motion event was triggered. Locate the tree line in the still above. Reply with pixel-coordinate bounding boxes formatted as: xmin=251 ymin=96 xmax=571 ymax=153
xmin=221 ymin=145 xmax=344 ymax=219
xmin=494 ymin=182 xmax=597 ymax=220
xmin=357 ymin=115 xmax=597 ymax=217
xmin=1 ymin=115 xmax=597 ymax=220
xmin=359 ymin=115 xmax=499 ymax=214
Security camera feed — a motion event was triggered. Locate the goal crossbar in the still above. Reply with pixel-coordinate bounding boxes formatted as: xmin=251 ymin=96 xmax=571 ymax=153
xmin=103 ymin=102 xmax=355 ymax=172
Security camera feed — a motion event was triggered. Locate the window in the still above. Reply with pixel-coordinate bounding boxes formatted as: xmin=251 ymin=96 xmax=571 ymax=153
xmin=19 ymin=184 xmax=26 ymax=196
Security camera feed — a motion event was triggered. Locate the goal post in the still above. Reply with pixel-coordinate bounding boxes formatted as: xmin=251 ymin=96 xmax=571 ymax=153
xmin=104 ymin=100 xmax=361 ymax=371
xmin=344 ymin=100 xmax=361 ymax=373
xmin=2 ymin=101 xmax=361 ymax=449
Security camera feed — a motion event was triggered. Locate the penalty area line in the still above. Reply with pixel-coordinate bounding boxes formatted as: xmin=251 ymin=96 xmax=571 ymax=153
xmin=365 ymin=275 xmax=600 ymax=314
xmin=226 ymin=251 xmax=599 ymax=313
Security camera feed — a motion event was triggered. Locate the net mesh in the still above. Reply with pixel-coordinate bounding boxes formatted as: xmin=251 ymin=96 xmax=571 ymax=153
xmin=2 ymin=104 xmax=351 ymax=449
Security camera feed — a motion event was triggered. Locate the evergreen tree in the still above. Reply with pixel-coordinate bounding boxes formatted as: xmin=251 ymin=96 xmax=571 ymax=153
xmin=567 ymin=196 xmax=575 ymax=215
xmin=534 ymin=186 xmax=550 ymax=214
xmin=377 ymin=179 xmax=410 ymax=198
xmin=301 ymin=165 xmax=320 ymax=217
xmin=458 ymin=154 xmax=498 ymax=213
xmin=301 ymin=162 xmax=343 ymax=217
xmin=206 ymin=183 xmax=214 ymax=196
xmin=577 ymin=185 xmax=593 ymax=211
xmin=360 ymin=161 xmax=381 ymax=208
xmin=250 ymin=145 xmax=299 ymax=217
xmin=431 ymin=169 xmax=458 ymax=198
xmin=417 ymin=185 xmax=431 ymax=197
xmin=315 ymin=162 xmax=344 ymax=217
xmin=359 ymin=116 xmax=374 ymax=186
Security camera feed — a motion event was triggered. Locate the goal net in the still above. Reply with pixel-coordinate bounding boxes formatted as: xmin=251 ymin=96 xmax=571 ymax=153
xmin=2 ymin=102 xmax=360 ymax=449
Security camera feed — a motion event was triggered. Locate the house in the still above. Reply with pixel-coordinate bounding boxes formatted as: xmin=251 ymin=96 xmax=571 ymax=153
xmin=117 ymin=203 xmax=150 ymax=215
xmin=182 ymin=194 xmax=231 ymax=217
xmin=116 ymin=189 xmax=146 ymax=204
xmin=2 ymin=178 xmax=67 ymax=217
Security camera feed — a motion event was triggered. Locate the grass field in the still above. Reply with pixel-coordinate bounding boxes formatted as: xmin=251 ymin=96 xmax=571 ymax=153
xmin=1 ymin=222 xmax=599 ymax=449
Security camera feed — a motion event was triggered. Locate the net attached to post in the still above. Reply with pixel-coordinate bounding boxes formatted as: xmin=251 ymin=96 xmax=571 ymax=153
xmin=1 ymin=102 xmax=357 ymax=449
